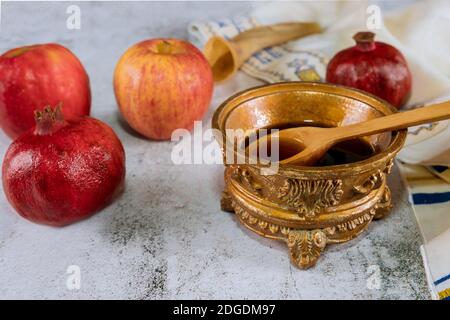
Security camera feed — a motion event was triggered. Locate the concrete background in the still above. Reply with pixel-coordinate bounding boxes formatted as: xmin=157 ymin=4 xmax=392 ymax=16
xmin=0 ymin=1 xmax=428 ymax=299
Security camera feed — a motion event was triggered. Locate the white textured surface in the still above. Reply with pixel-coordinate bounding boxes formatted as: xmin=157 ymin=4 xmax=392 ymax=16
xmin=0 ymin=1 xmax=428 ymax=299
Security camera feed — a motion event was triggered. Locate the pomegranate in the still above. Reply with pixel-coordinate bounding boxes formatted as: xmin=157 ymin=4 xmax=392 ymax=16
xmin=326 ymin=32 xmax=412 ymax=108
xmin=2 ymin=105 xmax=125 ymax=226
xmin=0 ymin=43 xmax=91 ymax=139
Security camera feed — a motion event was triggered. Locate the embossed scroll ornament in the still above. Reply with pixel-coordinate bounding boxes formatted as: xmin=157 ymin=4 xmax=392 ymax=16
xmin=287 ymin=230 xmax=327 ymax=269
xmin=353 ymin=171 xmax=381 ymax=195
xmin=278 ymin=179 xmax=343 ymax=218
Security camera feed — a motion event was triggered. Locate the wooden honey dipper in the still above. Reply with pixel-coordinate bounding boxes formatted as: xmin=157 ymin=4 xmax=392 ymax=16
xmin=252 ymin=101 xmax=450 ymax=166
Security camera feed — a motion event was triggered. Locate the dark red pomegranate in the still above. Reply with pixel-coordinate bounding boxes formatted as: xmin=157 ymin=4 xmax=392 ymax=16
xmin=326 ymin=32 xmax=412 ymax=108
xmin=2 ymin=105 xmax=125 ymax=226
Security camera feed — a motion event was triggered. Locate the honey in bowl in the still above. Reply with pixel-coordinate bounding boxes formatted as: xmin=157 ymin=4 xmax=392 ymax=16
xmin=245 ymin=121 xmax=376 ymax=166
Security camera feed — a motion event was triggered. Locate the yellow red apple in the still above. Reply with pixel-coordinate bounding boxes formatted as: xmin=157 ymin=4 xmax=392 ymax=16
xmin=113 ymin=38 xmax=213 ymax=140
xmin=0 ymin=43 xmax=91 ymax=139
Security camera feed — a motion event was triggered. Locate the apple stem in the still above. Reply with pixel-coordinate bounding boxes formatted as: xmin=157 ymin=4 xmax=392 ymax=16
xmin=156 ymin=40 xmax=172 ymax=54
xmin=34 ymin=102 xmax=67 ymax=135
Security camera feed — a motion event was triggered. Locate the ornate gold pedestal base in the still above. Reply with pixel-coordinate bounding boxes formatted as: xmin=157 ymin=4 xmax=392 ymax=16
xmin=222 ymin=164 xmax=394 ymax=269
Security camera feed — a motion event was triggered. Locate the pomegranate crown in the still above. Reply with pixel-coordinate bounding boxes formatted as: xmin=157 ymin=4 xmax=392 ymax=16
xmin=34 ymin=102 xmax=66 ymax=135
xmin=353 ymin=31 xmax=376 ymax=51
xmin=353 ymin=31 xmax=375 ymax=43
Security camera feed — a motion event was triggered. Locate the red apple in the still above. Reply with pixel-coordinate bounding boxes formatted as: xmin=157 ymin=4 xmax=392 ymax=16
xmin=0 ymin=43 xmax=91 ymax=139
xmin=114 ymin=38 xmax=213 ymax=140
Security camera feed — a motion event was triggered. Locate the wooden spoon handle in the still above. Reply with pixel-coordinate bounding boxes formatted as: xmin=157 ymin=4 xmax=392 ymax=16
xmin=334 ymin=101 xmax=450 ymax=140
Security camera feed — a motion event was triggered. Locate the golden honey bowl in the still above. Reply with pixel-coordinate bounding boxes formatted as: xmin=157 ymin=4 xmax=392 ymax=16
xmin=212 ymin=82 xmax=407 ymax=269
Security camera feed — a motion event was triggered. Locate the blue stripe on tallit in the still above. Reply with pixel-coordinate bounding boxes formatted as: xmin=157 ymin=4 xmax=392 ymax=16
xmin=432 ymin=165 xmax=448 ymax=173
xmin=435 ymin=273 xmax=450 ymax=286
xmin=412 ymin=191 xmax=450 ymax=205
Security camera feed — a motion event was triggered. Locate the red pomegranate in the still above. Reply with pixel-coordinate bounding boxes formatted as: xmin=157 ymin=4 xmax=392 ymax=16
xmin=2 ymin=105 xmax=125 ymax=226
xmin=326 ymin=32 xmax=412 ymax=108
xmin=0 ymin=43 xmax=91 ymax=139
